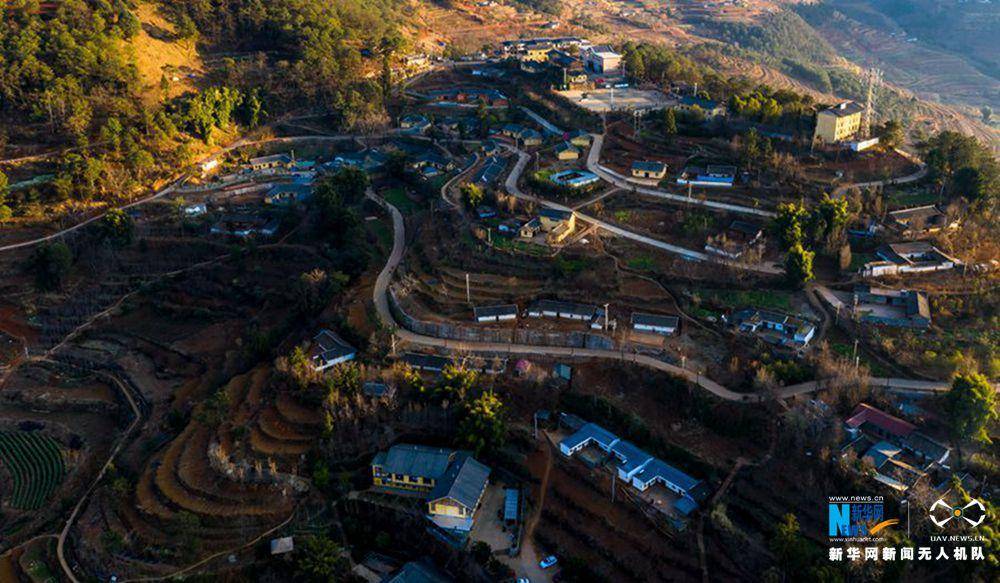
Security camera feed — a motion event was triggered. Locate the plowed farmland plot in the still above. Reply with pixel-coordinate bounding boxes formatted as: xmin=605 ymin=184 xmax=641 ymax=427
xmin=0 ymin=431 xmax=64 ymax=510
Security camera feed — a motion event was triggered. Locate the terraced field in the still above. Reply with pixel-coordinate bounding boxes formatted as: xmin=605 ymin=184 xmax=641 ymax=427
xmin=0 ymin=432 xmax=65 ymax=510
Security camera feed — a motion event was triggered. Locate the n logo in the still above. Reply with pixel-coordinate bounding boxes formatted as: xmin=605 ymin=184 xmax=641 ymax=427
xmin=829 ymin=503 xmax=851 ymax=537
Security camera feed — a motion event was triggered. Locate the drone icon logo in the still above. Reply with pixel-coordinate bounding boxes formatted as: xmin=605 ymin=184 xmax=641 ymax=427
xmin=929 ymin=498 xmax=987 ymax=528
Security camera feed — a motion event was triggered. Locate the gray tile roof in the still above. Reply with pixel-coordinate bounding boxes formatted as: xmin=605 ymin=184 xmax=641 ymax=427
xmin=631 ymin=313 xmax=679 ymax=329
xmin=376 ymin=444 xmax=456 ymax=479
xmin=312 ymin=329 xmax=356 ymax=364
xmin=820 ymin=101 xmax=865 ymax=117
xmin=401 ymin=352 xmax=451 ymax=371
xmin=631 ymin=160 xmax=667 ymax=173
xmin=429 ymin=455 xmax=490 ymax=510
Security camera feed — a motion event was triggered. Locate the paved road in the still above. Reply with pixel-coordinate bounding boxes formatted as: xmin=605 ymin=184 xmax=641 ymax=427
xmin=500 ymin=143 xmax=783 ymax=274
xmin=367 ymin=189 xmax=953 ymax=402
xmin=585 ymin=134 xmax=776 ymax=218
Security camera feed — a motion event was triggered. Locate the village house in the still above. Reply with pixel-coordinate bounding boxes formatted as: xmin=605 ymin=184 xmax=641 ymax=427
xmin=732 ymin=309 xmax=816 ymax=348
xmin=566 ymin=129 xmax=592 ymax=148
xmin=247 ymin=153 xmax=293 ymax=172
xmin=309 ymin=329 xmax=357 ymax=372
xmin=519 ymin=128 xmax=543 ymax=147
xmin=555 ymin=141 xmax=580 ymax=160
xmin=473 ymin=304 xmax=519 ymax=323
xmin=326 ymin=149 xmax=388 ymax=173
xmin=584 ymin=45 xmax=622 ymax=73
xmin=887 ymin=205 xmax=957 ymax=236
xmin=852 ymin=285 xmax=931 ymax=330
xmin=264 ymin=182 xmax=313 ymax=206
xmin=841 ymin=403 xmax=951 ymax=492
xmin=864 ymin=241 xmax=958 ymax=276
xmin=677 ymin=165 xmax=737 ymax=188
xmin=518 ymin=217 xmax=542 ymax=239
xmin=537 ymin=208 xmax=576 ymax=244
xmin=630 ymin=160 xmax=668 ymax=180
xmin=521 ymin=43 xmax=553 ymax=63
xmin=401 ymin=352 xmax=451 ymax=373
xmin=631 ymin=313 xmax=679 ymax=336
xmin=813 ymin=101 xmax=864 ymax=144
xmin=408 ymin=150 xmax=455 ymax=175
xmin=371 ymin=444 xmax=491 ymax=534
xmin=704 ymin=220 xmax=764 ymax=259
xmin=399 ymin=113 xmax=432 ymax=134
xmin=676 ymin=96 xmax=727 ymax=119
xmin=471 ymin=156 xmax=506 ymax=188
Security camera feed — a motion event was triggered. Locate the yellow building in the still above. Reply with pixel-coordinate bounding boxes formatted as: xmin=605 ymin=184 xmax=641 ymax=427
xmin=371 ymin=444 xmax=491 ymax=534
xmin=814 ymin=101 xmax=865 ymax=143
xmin=522 ymin=44 xmax=553 ymax=63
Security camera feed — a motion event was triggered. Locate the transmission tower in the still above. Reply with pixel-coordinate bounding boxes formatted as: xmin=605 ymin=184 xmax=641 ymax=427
xmin=862 ymin=67 xmax=883 ymax=139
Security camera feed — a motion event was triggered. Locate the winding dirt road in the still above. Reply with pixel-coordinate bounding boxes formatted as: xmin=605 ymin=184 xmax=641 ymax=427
xmin=366 ymin=189 xmax=952 ymax=402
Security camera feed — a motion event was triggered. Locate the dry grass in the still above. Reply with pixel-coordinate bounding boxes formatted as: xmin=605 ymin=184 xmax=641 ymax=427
xmin=129 ymin=2 xmax=203 ymax=105
xmin=274 ymin=393 xmax=323 ymax=427
xmin=248 ymin=424 xmax=311 ymax=457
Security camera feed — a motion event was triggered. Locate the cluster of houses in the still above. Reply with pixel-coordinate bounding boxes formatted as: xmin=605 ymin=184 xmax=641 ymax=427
xmin=488 ymin=207 xmax=578 ymax=246
xmin=846 ymin=201 xmax=963 ymax=280
xmin=558 ymin=416 xmax=707 ymax=521
xmin=502 ymin=37 xmax=626 ymax=89
xmin=424 ymin=87 xmax=509 ymax=108
xmin=472 ymin=299 xmax=680 ymax=336
xmin=731 ymin=308 xmax=816 ymax=349
xmin=841 ymin=403 xmax=951 ymax=493
xmin=371 ymin=444 xmax=491 ymax=536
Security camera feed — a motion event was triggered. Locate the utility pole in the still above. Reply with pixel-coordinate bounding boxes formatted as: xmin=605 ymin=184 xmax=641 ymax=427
xmin=533 ymin=411 xmax=538 ymax=439
xmin=611 ymin=471 xmax=617 ymax=502
xmin=466 ymin=273 xmax=471 ymax=303
xmin=603 ymin=302 xmax=610 ymax=332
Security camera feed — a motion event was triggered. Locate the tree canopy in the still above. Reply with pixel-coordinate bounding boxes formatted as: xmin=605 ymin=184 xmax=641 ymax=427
xmin=945 ymin=372 xmax=997 ymax=445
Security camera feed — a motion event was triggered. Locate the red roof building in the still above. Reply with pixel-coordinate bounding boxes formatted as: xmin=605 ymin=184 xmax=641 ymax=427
xmin=845 ymin=404 xmax=916 ymax=438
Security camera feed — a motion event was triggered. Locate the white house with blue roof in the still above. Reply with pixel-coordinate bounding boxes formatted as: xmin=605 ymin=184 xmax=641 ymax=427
xmin=558 ymin=420 xmax=704 ymax=516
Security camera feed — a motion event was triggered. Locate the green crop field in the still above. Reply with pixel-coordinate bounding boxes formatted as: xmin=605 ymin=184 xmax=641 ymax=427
xmin=0 ymin=432 xmax=65 ymax=510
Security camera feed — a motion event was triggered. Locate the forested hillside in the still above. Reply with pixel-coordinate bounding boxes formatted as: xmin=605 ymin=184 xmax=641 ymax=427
xmin=0 ymin=0 xmax=407 ymax=221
